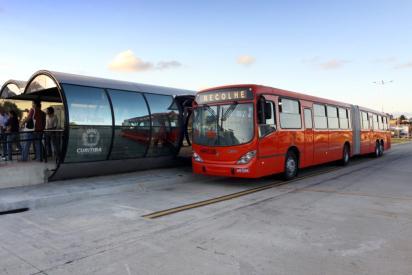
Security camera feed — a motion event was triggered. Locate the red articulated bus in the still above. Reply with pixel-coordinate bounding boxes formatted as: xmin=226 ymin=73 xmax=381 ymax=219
xmin=192 ymin=85 xmax=391 ymax=179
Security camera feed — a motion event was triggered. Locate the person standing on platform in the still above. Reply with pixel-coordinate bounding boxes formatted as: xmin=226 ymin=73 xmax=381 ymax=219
xmin=45 ymin=106 xmax=59 ymax=159
xmin=4 ymin=110 xmax=21 ymax=161
xmin=32 ymin=100 xmax=46 ymax=161
xmin=21 ymin=100 xmax=45 ymax=161
xmin=0 ymin=107 xmax=9 ymax=159
xmin=21 ymin=104 xmax=35 ymax=161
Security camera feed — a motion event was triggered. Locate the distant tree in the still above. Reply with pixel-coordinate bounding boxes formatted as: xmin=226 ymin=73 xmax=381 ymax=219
xmin=400 ymin=115 xmax=407 ymax=121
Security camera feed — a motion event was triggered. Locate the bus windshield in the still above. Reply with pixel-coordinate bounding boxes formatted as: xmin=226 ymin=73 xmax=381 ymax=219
xmin=193 ymin=103 xmax=254 ymax=146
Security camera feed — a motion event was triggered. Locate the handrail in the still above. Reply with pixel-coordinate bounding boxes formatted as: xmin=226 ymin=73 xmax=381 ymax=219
xmin=0 ymin=129 xmax=64 ymax=163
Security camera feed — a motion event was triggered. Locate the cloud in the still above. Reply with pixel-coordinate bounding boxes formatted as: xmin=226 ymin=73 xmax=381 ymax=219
xmin=302 ymin=57 xmax=348 ymax=70
xmin=237 ymin=55 xmax=256 ymax=66
xmin=301 ymin=56 xmax=321 ymax=64
xmin=370 ymin=57 xmax=412 ymax=69
xmin=156 ymin=60 xmax=182 ymax=70
xmin=394 ymin=61 xmax=412 ymax=69
xmin=108 ymin=50 xmax=153 ymax=72
xmin=319 ymin=59 xmax=348 ymax=70
xmin=372 ymin=57 xmax=397 ymax=64
xmin=108 ymin=50 xmax=182 ymax=72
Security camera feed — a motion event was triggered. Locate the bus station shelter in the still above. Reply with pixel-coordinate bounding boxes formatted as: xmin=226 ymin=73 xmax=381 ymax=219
xmin=0 ymin=80 xmax=27 ymax=98
xmin=0 ymin=70 xmax=194 ymax=182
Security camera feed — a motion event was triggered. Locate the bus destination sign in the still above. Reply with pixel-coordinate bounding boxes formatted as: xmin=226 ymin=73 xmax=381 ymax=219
xmin=196 ymin=88 xmax=253 ymax=104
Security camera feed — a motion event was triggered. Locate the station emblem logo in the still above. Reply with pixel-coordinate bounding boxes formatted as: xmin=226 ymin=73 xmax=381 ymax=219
xmin=76 ymin=128 xmax=103 ymax=154
xmin=82 ymin=128 xmax=100 ymax=147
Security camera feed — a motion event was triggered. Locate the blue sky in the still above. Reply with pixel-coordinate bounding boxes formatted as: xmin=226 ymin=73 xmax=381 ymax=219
xmin=0 ymin=0 xmax=411 ymax=114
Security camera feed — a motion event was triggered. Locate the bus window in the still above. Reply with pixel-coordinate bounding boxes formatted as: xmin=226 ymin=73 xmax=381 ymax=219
xmin=368 ymin=113 xmax=373 ymax=130
xmin=361 ymin=112 xmax=369 ymax=129
xmin=314 ymin=104 xmax=327 ymax=129
xmin=372 ymin=114 xmax=378 ymax=130
xmin=327 ymin=106 xmax=339 ymax=129
xmin=193 ymin=103 xmax=254 ymax=146
xmin=339 ymin=107 xmax=349 ymax=129
xmin=258 ymin=101 xmax=276 ymax=137
xmin=304 ymin=109 xmax=313 ymax=129
xmin=378 ymin=115 xmax=383 ymax=130
xmin=279 ymin=98 xmax=301 ymax=129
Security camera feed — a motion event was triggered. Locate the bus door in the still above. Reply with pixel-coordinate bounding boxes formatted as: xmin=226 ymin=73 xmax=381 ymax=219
xmin=359 ymin=111 xmax=369 ymax=154
xmin=257 ymin=96 xmax=280 ymax=174
xmin=175 ymin=95 xmax=195 ymax=157
xmin=303 ymin=108 xmax=314 ymax=167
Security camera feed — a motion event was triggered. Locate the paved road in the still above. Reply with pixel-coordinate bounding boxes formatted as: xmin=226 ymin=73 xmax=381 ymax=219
xmin=1 ymin=143 xmax=412 ymax=275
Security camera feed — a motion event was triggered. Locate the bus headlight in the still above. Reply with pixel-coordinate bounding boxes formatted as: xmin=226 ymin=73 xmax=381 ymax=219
xmin=237 ymin=150 xmax=256 ymax=164
xmin=193 ymin=152 xmax=203 ymax=162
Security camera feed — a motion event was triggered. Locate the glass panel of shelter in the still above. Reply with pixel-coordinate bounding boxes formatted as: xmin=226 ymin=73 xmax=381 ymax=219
xmin=108 ymin=90 xmax=150 ymax=159
xmin=145 ymin=94 xmax=180 ymax=157
xmin=26 ymin=75 xmax=57 ymax=94
xmin=2 ymin=84 xmax=22 ymax=98
xmin=63 ymin=84 xmax=112 ymax=163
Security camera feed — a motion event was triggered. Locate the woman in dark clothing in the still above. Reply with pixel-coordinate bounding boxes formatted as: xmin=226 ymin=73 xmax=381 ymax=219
xmin=21 ymin=100 xmax=45 ymax=161
xmin=5 ymin=110 xmax=21 ymax=161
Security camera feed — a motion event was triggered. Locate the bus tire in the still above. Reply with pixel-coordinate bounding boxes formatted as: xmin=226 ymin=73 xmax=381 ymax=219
xmin=374 ymin=141 xmax=381 ymax=158
xmin=340 ymin=144 xmax=350 ymax=166
xmin=284 ymin=150 xmax=298 ymax=180
xmin=379 ymin=141 xmax=384 ymax=156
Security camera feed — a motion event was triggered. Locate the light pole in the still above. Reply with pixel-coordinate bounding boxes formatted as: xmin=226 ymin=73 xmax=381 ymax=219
xmin=373 ymin=80 xmax=393 ymax=112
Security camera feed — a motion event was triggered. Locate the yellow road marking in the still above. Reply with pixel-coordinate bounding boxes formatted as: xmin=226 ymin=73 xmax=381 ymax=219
xmin=142 ymin=167 xmax=341 ymax=219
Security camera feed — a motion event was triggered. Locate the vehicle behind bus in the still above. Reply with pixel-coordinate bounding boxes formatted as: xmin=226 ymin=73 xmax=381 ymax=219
xmin=192 ymin=85 xmax=391 ymax=179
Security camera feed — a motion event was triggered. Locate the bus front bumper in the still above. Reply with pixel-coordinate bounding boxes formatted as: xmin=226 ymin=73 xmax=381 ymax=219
xmin=192 ymin=160 xmax=259 ymax=178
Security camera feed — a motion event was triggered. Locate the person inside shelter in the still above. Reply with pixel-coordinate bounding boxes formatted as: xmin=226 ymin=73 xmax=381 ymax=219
xmin=0 ymin=107 xmax=9 ymax=158
xmin=20 ymin=100 xmax=46 ymax=161
xmin=4 ymin=110 xmax=21 ymax=161
xmin=44 ymin=106 xmax=60 ymax=159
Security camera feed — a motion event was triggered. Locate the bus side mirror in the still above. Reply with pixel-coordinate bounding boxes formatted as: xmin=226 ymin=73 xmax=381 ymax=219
xmin=264 ymin=102 xmax=272 ymax=120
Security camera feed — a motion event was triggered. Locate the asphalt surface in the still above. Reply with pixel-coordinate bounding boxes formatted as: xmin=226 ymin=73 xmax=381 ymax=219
xmin=1 ymin=143 xmax=412 ymax=275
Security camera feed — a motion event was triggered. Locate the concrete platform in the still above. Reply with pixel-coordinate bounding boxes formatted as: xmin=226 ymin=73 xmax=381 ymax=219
xmin=0 ymin=143 xmax=411 ymax=274
xmin=0 ymin=160 xmax=55 ymax=189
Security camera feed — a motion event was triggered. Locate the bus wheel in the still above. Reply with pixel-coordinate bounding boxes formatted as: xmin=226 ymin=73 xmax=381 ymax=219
xmin=284 ymin=150 xmax=298 ymax=180
xmin=374 ymin=142 xmax=381 ymax=158
xmin=340 ymin=144 xmax=350 ymax=166
xmin=379 ymin=141 xmax=384 ymax=156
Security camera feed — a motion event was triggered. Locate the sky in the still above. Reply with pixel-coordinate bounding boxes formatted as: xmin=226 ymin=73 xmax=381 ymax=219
xmin=0 ymin=0 xmax=411 ymax=114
